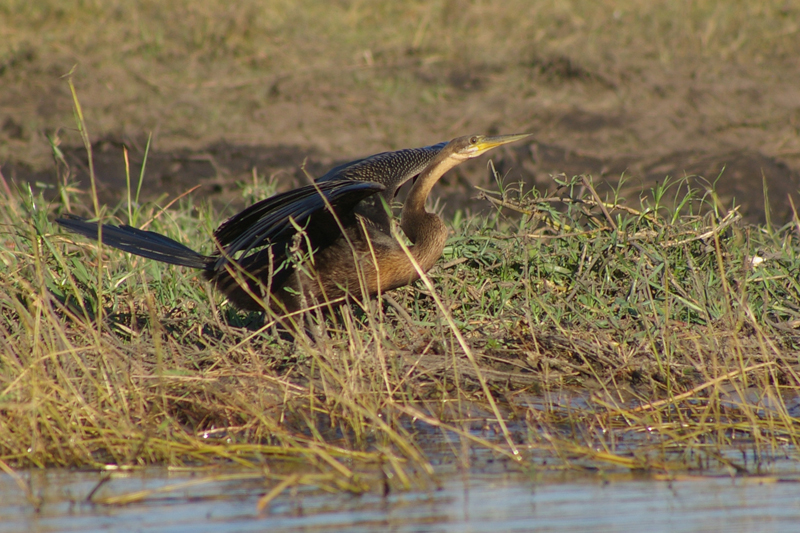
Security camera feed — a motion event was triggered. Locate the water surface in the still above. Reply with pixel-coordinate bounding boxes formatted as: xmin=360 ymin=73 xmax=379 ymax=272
xmin=3 ymin=467 xmax=800 ymax=532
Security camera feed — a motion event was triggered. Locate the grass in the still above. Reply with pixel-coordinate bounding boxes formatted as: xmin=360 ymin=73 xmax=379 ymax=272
xmin=2 ymin=0 xmax=800 ymax=502
xmin=2 ymin=86 xmax=800 ymax=506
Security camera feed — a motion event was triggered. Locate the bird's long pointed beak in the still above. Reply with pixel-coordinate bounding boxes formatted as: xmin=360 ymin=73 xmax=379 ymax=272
xmin=474 ymin=133 xmax=532 ymax=153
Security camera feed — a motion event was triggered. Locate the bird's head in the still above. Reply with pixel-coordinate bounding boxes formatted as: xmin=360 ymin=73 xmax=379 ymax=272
xmin=448 ymin=133 xmax=532 ymax=161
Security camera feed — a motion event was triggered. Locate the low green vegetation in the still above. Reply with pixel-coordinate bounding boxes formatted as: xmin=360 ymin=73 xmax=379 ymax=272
xmin=1 ymin=92 xmax=799 ymax=503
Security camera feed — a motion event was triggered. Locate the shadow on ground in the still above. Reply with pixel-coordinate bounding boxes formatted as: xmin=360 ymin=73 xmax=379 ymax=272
xmin=4 ymin=136 xmax=798 ymax=225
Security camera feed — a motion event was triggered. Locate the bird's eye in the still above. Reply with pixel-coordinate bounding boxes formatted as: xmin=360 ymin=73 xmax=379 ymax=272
xmin=469 ymin=136 xmax=479 ymax=144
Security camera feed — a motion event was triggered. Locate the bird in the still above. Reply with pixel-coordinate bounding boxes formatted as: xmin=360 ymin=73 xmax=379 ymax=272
xmin=56 ymin=133 xmax=531 ymax=316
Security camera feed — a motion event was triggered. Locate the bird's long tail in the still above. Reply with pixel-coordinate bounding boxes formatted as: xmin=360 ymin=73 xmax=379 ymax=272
xmin=56 ymin=214 xmax=211 ymax=270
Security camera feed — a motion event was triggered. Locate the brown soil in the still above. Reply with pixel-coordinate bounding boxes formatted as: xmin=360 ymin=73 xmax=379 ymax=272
xmin=2 ymin=11 xmax=800 ymax=226
xmin=5 ymin=134 xmax=798 ymax=225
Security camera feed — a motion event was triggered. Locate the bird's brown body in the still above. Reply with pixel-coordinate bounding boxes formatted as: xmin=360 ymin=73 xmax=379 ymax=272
xmin=213 ymin=217 xmax=437 ymax=313
xmin=57 ymin=133 xmax=530 ymax=315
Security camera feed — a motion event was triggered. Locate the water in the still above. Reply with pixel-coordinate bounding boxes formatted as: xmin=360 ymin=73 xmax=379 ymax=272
xmin=3 ymin=468 xmax=800 ymax=532
xmin=4 ymin=391 xmax=800 ymax=532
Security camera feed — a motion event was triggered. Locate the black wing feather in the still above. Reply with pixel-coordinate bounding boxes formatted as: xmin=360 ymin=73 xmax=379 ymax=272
xmin=213 ymin=180 xmax=384 ymax=271
xmin=56 ymin=214 xmax=210 ymax=269
xmin=58 ymin=180 xmax=384 ymax=279
xmin=315 ymin=142 xmax=446 ymax=232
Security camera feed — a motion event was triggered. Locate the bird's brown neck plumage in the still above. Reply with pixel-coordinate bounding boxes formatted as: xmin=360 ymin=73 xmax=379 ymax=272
xmin=399 ymin=152 xmax=460 ymax=271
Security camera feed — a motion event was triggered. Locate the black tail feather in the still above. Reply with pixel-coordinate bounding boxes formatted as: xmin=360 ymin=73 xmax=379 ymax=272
xmin=56 ymin=214 xmax=211 ymax=270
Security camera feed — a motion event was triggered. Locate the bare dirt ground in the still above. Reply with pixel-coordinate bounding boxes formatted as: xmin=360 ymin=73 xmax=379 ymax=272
xmin=2 ymin=2 xmax=799 ymax=224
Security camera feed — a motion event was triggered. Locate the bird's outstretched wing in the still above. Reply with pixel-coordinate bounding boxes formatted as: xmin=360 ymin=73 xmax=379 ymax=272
xmin=316 ymin=142 xmax=447 ymax=232
xmin=317 ymin=142 xmax=447 ymax=193
xmin=57 ymin=180 xmax=384 ymax=275
xmin=212 ymin=179 xmax=384 ymax=271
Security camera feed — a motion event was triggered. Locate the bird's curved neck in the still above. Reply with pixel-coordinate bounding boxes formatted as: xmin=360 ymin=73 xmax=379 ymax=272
xmin=401 ymin=155 xmax=459 ymax=243
xmin=398 ymin=153 xmax=458 ymax=273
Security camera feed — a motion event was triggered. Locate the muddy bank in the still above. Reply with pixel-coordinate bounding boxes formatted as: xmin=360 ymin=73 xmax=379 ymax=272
xmin=4 ymin=136 xmax=797 ymax=225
